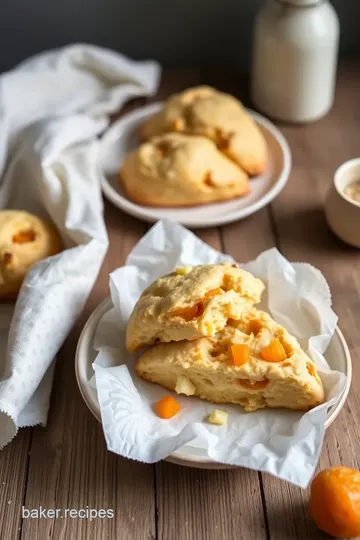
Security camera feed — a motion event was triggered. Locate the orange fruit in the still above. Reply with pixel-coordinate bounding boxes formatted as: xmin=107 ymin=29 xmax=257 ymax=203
xmin=309 ymin=466 xmax=360 ymax=538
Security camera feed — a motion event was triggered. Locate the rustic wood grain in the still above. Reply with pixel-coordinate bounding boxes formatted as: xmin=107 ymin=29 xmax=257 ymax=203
xmin=1 ymin=66 xmax=359 ymax=540
xmin=155 ymin=222 xmax=270 ymax=540
xmin=20 ymin=207 xmax=154 ymax=540
xmin=258 ymin=64 xmax=360 ymax=540
xmin=153 ymin=72 xmax=268 ymax=540
xmin=156 ymin=462 xmax=268 ymax=540
xmin=0 ymin=429 xmax=32 ymax=540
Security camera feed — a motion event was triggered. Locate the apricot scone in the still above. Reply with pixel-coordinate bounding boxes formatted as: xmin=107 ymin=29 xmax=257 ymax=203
xmin=139 ymin=86 xmax=268 ymax=176
xmin=119 ymin=132 xmax=249 ymax=207
xmin=126 ymin=263 xmax=265 ymax=352
xmin=0 ymin=210 xmax=62 ymax=299
xmin=136 ymin=307 xmax=324 ymax=412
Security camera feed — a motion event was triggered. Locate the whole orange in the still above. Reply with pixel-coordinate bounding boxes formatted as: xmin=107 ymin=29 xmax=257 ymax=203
xmin=309 ymin=466 xmax=360 ymax=538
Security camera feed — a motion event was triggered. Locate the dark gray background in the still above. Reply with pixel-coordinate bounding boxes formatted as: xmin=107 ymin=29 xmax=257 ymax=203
xmin=1 ymin=0 xmax=359 ymax=72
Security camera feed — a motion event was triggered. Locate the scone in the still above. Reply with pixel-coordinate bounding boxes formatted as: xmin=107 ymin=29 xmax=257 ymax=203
xmin=139 ymin=86 xmax=267 ymax=176
xmin=136 ymin=308 xmax=324 ymax=412
xmin=126 ymin=262 xmax=265 ymax=351
xmin=0 ymin=210 xmax=62 ymax=299
xmin=119 ymin=133 xmax=249 ymax=207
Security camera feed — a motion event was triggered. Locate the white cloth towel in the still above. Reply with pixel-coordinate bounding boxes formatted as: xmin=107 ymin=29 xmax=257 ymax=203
xmin=0 ymin=44 xmax=160 ymax=447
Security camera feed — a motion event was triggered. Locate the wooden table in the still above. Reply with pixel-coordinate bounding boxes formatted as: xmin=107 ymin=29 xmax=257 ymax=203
xmin=1 ymin=66 xmax=360 ymax=540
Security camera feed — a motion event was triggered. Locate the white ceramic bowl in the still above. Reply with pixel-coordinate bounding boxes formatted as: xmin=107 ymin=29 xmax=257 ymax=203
xmin=99 ymin=102 xmax=291 ymax=228
xmin=325 ymin=158 xmax=360 ymax=248
xmin=75 ymin=298 xmax=352 ymax=469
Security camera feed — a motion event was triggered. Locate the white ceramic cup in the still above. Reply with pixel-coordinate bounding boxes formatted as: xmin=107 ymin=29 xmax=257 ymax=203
xmin=324 ymin=158 xmax=360 ymax=248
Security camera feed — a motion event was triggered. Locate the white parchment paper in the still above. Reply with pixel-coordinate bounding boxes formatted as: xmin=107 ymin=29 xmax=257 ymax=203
xmin=93 ymin=219 xmax=347 ymax=487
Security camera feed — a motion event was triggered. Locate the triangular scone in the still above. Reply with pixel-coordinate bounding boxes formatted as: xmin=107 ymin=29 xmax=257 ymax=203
xmin=126 ymin=263 xmax=265 ymax=352
xmin=139 ymin=86 xmax=267 ymax=176
xmin=135 ymin=308 xmax=324 ymax=412
xmin=119 ymin=133 xmax=249 ymax=207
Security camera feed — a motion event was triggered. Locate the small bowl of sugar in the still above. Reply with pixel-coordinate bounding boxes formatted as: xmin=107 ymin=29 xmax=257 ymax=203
xmin=325 ymin=158 xmax=360 ymax=248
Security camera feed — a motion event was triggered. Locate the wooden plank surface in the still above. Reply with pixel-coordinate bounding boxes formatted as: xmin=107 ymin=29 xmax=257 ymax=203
xmin=0 ymin=66 xmax=359 ymax=540
xmin=258 ymin=64 xmax=360 ymax=540
xmin=0 ymin=429 xmax=32 ymax=540
xmin=21 ymin=206 xmax=155 ymax=540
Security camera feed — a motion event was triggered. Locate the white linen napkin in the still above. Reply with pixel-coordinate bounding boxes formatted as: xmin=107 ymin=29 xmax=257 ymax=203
xmin=0 ymin=44 xmax=161 ymax=447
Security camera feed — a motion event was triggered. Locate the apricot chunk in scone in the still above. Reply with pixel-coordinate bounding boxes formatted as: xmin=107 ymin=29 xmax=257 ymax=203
xmin=309 ymin=466 xmax=360 ymax=538
xmin=261 ymin=339 xmax=287 ymax=363
xmin=230 ymin=344 xmax=251 ymax=366
xmin=204 ymin=288 xmax=223 ymax=298
xmin=170 ymin=304 xmax=202 ymax=320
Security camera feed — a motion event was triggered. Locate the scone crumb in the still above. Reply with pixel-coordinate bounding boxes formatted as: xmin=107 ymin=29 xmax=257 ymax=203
xmin=175 ymin=376 xmax=196 ymax=396
xmin=208 ymin=409 xmax=228 ymax=425
xmin=175 ymin=265 xmax=193 ymax=275
xmin=171 ymin=117 xmax=184 ymax=132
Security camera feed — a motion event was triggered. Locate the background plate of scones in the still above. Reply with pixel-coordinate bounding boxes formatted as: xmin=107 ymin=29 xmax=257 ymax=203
xmin=76 ymin=220 xmax=350 ymax=487
xmin=99 ymin=86 xmax=291 ymax=227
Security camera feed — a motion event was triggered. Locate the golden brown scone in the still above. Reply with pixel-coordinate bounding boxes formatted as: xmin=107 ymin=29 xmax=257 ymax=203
xmin=126 ymin=262 xmax=265 ymax=351
xmin=0 ymin=210 xmax=62 ymax=298
xmin=139 ymin=86 xmax=267 ymax=176
xmin=136 ymin=308 xmax=324 ymax=412
xmin=120 ymin=132 xmax=249 ymax=207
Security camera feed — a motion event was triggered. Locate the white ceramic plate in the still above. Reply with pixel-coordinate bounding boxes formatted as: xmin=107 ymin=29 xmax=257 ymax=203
xmin=76 ymin=298 xmax=352 ymax=469
xmin=99 ymin=103 xmax=292 ymax=228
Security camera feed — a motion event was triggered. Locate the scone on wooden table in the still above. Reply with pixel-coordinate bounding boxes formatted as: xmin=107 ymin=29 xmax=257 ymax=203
xmin=0 ymin=210 xmax=62 ymax=299
xmin=119 ymin=133 xmax=249 ymax=207
xmin=139 ymin=86 xmax=267 ymax=176
xmin=136 ymin=308 xmax=324 ymax=412
xmin=126 ymin=262 xmax=265 ymax=352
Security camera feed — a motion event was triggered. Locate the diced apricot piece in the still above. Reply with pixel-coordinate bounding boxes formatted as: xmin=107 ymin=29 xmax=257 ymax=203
xmin=230 ymin=344 xmax=251 ymax=366
xmin=170 ymin=303 xmax=203 ymax=321
xmin=238 ymin=378 xmax=269 ymax=390
xmin=307 ymin=362 xmax=317 ymax=377
xmin=261 ymin=339 xmax=287 ymax=363
xmin=247 ymin=320 xmax=263 ymax=336
xmin=12 ymin=229 xmax=36 ymax=244
xmin=204 ymin=288 xmax=223 ymax=298
xmin=155 ymin=395 xmax=181 ymax=419
xmin=171 ymin=118 xmax=184 ymax=131
xmin=203 ymin=171 xmax=215 ymax=187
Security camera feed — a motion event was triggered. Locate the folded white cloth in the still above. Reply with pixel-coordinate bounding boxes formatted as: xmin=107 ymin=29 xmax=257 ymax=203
xmin=0 ymin=44 xmax=161 ymax=447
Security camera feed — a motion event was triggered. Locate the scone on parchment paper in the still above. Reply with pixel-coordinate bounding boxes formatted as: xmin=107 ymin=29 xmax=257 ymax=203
xmin=126 ymin=262 xmax=265 ymax=352
xmin=139 ymin=86 xmax=268 ymax=177
xmin=0 ymin=210 xmax=62 ymax=299
xmin=119 ymin=132 xmax=249 ymax=207
xmin=136 ymin=307 xmax=324 ymax=412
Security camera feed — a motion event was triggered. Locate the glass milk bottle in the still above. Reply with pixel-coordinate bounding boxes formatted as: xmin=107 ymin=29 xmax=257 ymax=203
xmin=251 ymin=0 xmax=340 ymax=123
